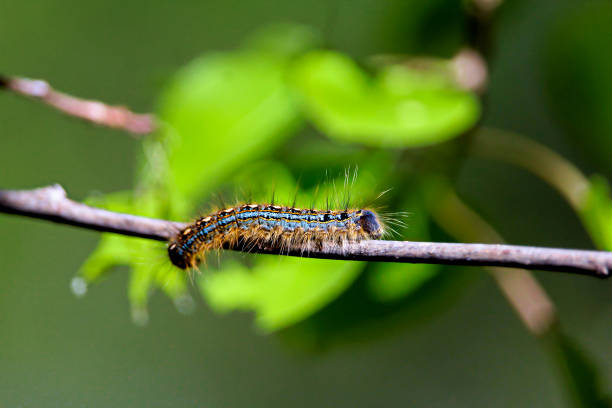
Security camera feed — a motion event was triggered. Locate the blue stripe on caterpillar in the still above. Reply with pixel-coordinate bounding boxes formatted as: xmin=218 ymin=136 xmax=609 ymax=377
xmin=168 ymin=204 xmax=383 ymax=269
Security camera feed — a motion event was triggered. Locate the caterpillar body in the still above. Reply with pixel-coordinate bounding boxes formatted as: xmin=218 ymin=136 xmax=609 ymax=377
xmin=168 ymin=203 xmax=384 ymax=269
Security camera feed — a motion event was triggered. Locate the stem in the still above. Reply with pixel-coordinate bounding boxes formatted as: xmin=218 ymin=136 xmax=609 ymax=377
xmin=1 ymin=185 xmax=612 ymax=279
xmin=0 ymin=75 xmax=156 ymax=135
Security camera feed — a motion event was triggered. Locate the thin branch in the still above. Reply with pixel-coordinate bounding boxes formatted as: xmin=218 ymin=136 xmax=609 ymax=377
xmin=0 ymin=75 xmax=156 ymax=135
xmin=1 ymin=185 xmax=612 ymax=279
xmin=0 ymin=185 xmax=181 ymax=241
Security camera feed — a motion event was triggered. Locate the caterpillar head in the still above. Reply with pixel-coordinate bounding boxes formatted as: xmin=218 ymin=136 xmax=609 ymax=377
xmin=168 ymin=242 xmax=188 ymax=269
xmin=359 ymin=209 xmax=383 ymax=239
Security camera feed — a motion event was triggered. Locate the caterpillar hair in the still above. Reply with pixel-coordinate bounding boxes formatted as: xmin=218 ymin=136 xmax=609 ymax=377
xmin=167 ymin=203 xmax=384 ymax=270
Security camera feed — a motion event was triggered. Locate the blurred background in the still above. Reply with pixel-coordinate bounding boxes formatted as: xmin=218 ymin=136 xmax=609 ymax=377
xmin=2 ymin=0 xmax=612 ymax=406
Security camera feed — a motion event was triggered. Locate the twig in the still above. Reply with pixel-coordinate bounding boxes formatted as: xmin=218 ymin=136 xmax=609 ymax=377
xmin=0 ymin=75 xmax=156 ymax=135
xmin=1 ymin=185 xmax=612 ymax=279
xmin=0 ymin=185 xmax=181 ymax=241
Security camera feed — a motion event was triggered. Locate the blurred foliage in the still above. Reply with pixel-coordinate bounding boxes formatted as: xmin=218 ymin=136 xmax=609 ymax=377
xmin=278 ymin=263 xmax=473 ymax=351
xmin=199 ymin=161 xmax=366 ymax=331
xmin=545 ymin=328 xmax=612 ymax=408
xmin=201 ymin=258 xmax=363 ymax=331
xmin=545 ymin=2 xmax=612 ymax=171
xmin=579 ymin=176 xmax=612 ymax=251
xmin=77 ymin=23 xmax=478 ymax=328
xmin=291 ymin=50 xmax=479 ymax=146
xmin=4 ymin=0 xmax=612 ymax=406
xmin=543 ymin=1 xmax=612 ymax=255
xmin=72 ymin=16 xmax=612 ymax=401
xmin=161 ymin=50 xmax=302 ymax=205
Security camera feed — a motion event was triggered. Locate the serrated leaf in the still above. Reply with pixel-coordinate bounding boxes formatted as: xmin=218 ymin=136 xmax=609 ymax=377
xmin=291 ymin=50 xmax=479 ymax=147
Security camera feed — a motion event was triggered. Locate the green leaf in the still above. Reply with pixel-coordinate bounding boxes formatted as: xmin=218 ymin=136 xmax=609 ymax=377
xmin=77 ymin=190 xmax=189 ymax=322
xmin=78 ymin=190 xmax=163 ymax=284
xmin=79 ymin=23 xmax=313 ymax=320
xmin=78 ymin=234 xmax=135 ymax=283
xmin=200 ymin=258 xmax=364 ymax=331
xmin=159 ymin=50 xmax=302 ymax=203
xmin=291 ymin=50 xmax=479 ymax=147
xmin=128 ymin=239 xmax=191 ymax=325
xmin=579 ymin=175 xmax=612 ymax=250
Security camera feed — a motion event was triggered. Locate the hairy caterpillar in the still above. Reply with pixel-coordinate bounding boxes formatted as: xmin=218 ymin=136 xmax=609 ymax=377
xmin=167 ymin=203 xmax=384 ymax=269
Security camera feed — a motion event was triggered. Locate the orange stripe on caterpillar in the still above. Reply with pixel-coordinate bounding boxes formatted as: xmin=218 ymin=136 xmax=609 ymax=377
xmin=168 ymin=203 xmax=384 ymax=269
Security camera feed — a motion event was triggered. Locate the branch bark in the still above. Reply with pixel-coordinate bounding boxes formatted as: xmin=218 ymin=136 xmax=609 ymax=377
xmin=0 ymin=75 xmax=156 ymax=135
xmin=0 ymin=185 xmax=181 ymax=241
xmin=1 ymin=184 xmax=611 ymax=279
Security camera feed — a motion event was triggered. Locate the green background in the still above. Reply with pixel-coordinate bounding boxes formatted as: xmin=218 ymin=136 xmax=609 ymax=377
xmin=1 ymin=0 xmax=611 ymax=406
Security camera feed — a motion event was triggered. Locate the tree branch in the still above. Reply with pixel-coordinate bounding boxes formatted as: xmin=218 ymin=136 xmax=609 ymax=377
xmin=0 ymin=75 xmax=156 ymax=135
xmin=1 ymin=185 xmax=611 ymax=278
xmin=0 ymin=185 xmax=181 ymax=241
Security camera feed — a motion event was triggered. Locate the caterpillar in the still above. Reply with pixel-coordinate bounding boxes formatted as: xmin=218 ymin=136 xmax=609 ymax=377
xmin=167 ymin=203 xmax=384 ymax=269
